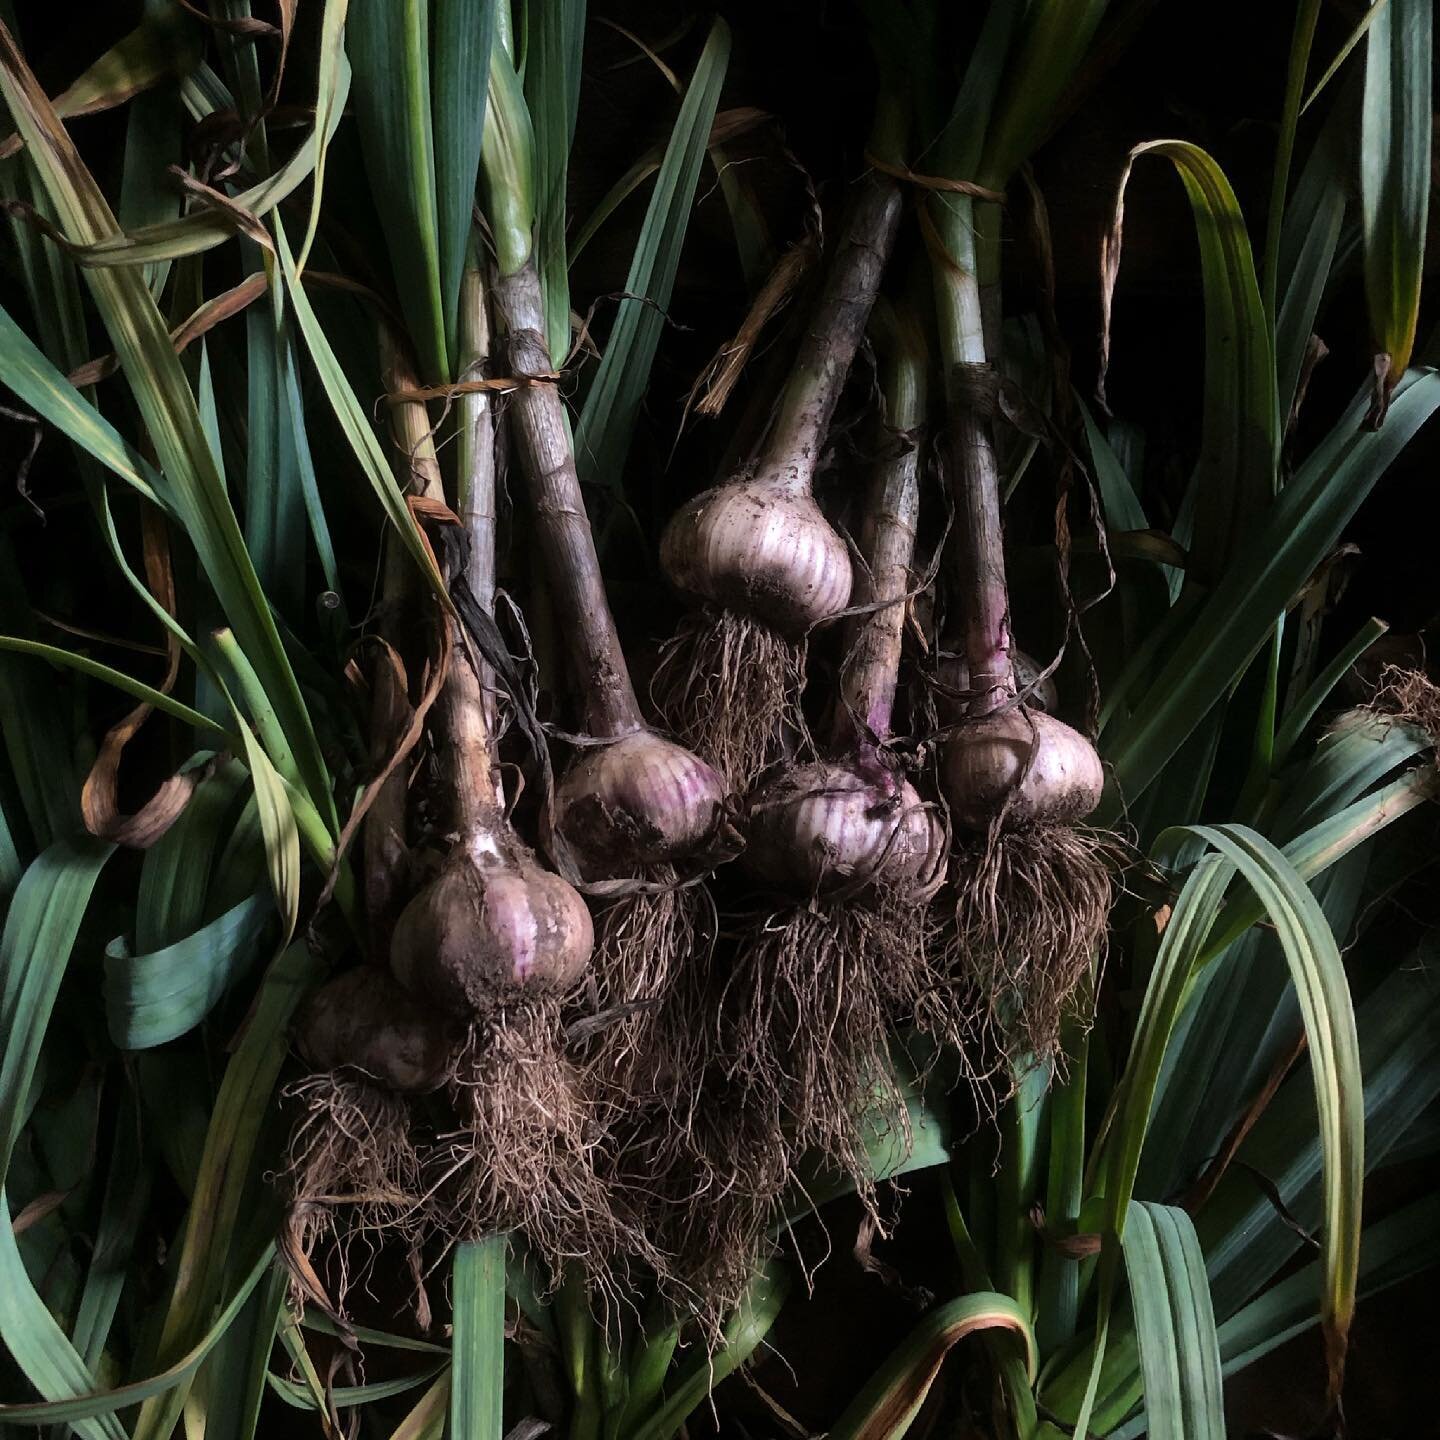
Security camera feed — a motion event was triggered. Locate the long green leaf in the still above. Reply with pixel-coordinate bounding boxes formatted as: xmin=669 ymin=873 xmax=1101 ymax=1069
xmin=0 ymin=837 xmax=117 ymax=1440
xmin=1121 ymin=1204 xmax=1223 ymax=1440
xmin=129 ymin=944 xmax=321 ymax=1440
xmin=624 ymin=1265 xmax=789 ymax=1440
xmin=349 ymin=0 xmax=448 ymax=380
xmin=0 ymin=300 xmax=167 ymax=505
xmin=450 ymin=1237 xmax=506 ymax=1440
xmin=274 ymin=217 xmax=445 ymax=594
xmin=1100 ymin=365 xmax=1440 ymax=812
xmin=0 ymin=23 xmax=336 ymax=829
xmin=1361 ymin=0 xmax=1431 ymax=388
xmin=523 ymin=0 xmax=586 ymax=360
xmin=64 ymin=58 xmax=354 ymax=270
xmin=104 ymin=890 xmax=271 ymax=1049
xmin=433 ymin=0 xmax=496 ymax=364
xmin=0 ymin=1245 xmax=275 ymax=1425
xmin=1104 ymin=141 xmax=1276 ymax=586
xmin=575 ymin=19 xmax=729 ymax=496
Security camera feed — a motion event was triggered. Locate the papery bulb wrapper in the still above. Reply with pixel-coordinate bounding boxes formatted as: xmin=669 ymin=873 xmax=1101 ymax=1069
xmin=742 ymin=758 xmax=944 ymax=899
xmin=943 ymin=708 xmax=1104 ymax=830
xmin=556 ymin=730 xmax=728 ymax=876
xmin=938 ymin=648 xmax=1058 ymax=715
xmin=296 ymin=966 xmax=451 ymax=1094
xmin=660 ymin=480 xmax=852 ymax=638
xmin=389 ymin=829 xmax=594 ymax=1013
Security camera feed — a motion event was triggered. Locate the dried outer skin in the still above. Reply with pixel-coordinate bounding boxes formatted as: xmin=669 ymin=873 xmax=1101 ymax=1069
xmin=389 ymin=827 xmax=595 ymax=1014
xmin=296 ymin=966 xmax=452 ymax=1094
xmin=555 ymin=730 xmax=728 ymax=876
xmin=742 ymin=756 xmax=945 ymax=899
xmin=937 ymin=647 xmax=1059 ymax=716
xmin=942 ymin=708 xmax=1104 ymax=831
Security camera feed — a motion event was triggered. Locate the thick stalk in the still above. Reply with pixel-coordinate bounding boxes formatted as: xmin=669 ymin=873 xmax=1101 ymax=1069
xmin=932 ymin=194 xmax=1014 ymax=714
xmin=457 ymin=251 xmax=500 ymax=730
xmin=759 ymin=175 xmax=903 ymax=497
xmin=493 ymin=259 xmax=645 ymax=739
xmin=838 ymin=310 xmax=925 ymax=747
xmin=381 ymin=330 xmax=504 ymax=824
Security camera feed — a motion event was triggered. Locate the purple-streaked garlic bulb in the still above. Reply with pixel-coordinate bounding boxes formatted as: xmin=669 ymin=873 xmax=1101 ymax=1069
xmin=660 ymin=477 xmax=853 ymax=639
xmin=743 ymin=758 xmax=943 ymax=900
xmin=942 ymin=708 xmax=1105 ymax=831
xmin=389 ymin=826 xmax=595 ymax=1013
xmin=555 ymin=730 xmax=727 ymax=876
xmin=296 ymin=966 xmax=451 ymax=1094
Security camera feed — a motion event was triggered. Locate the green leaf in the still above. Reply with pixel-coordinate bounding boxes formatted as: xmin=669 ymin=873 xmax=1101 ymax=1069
xmin=1275 ymin=93 xmax=1353 ymax=427
xmin=1103 ymin=141 xmax=1276 ymax=587
xmin=433 ymin=0 xmax=497 ymax=364
xmin=1121 ymin=1203 xmax=1223 ymax=1440
xmin=201 ymin=1267 xmax=288 ymax=1440
xmin=129 ymin=944 xmax=321 ymax=1440
xmin=119 ymin=75 xmax=182 ymax=298
xmin=0 ymin=298 xmax=167 ymax=506
xmin=575 ymin=18 xmax=729 ymax=496
xmin=0 ymin=2 xmax=200 ymax=145
xmin=0 ymin=636 xmax=229 ymax=738
xmin=104 ymin=890 xmax=272 ymax=1049
xmin=1099 ymin=365 xmax=1440 ymax=814
xmin=275 ymin=217 xmax=446 ymax=596
xmin=70 ymin=1102 xmax=151 ymax=1369
xmin=1361 ymin=0 xmax=1431 ymax=386
xmin=243 ymin=262 xmax=306 ymax=620
xmin=0 ymin=837 xmax=117 ymax=1439
xmin=349 ymin=0 xmax=448 ymax=380
xmin=826 ymin=1292 xmax=1037 ymax=1440
xmin=1215 ymin=1189 xmax=1440 ymax=1381
xmin=66 ymin=57 xmax=354 ymax=271
xmin=0 ymin=1245 xmax=276 ymax=1426
xmin=522 ymin=0 xmax=586 ymax=361
xmin=0 ymin=24 xmax=336 ymax=829
xmin=450 ymin=1236 xmax=506 ymax=1440
xmin=0 ymin=1208 xmax=124 ymax=1440
xmin=978 ymin=0 xmax=1110 ymax=187
xmin=624 ymin=1265 xmax=789 ymax=1440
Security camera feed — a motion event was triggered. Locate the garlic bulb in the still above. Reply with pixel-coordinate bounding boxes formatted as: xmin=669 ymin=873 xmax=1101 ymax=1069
xmin=942 ymin=708 xmax=1104 ymax=830
xmin=389 ymin=827 xmax=594 ymax=1013
xmin=296 ymin=966 xmax=452 ymax=1093
xmin=660 ymin=478 xmax=853 ymax=638
xmin=743 ymin=758 xmax=944 ymax=899
xmin=556 ymin=730 xmax=728 ymax=876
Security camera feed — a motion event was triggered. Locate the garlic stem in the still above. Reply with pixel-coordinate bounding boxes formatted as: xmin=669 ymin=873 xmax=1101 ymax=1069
xmin=457 ymin=251 xmax=501 ymax=736
xmin=931 ymin=193 xmax=1014 ymax=713
xmin=759 ymin=174 xmax=903 ymax=497
xmin=493 ymin=259 xmax=645 ymax=740
xmin=839 ymin=303 xmax=925 ymax=748
xmin=380 ymin=329 xmax=504 ymax=823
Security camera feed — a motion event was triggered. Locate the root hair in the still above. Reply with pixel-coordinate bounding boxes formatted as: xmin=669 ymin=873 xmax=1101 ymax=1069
xmin=652 ymin=609 xmax=808 ymax=790
xmin=949 ymin=822 xmax=1121 ymax=1067
xmin=439 ymin=1002 xmax=666 ymax=1307
xmin=579 ymin=875 xmax=718 ymax=1110
xmin=1364 ymin=663 xmax=1440 ymax=746
xmin=717 ymin=893 xmax=934 ymax=1201
xmin=280 ymin=1072 xmax=433 ymax=1319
